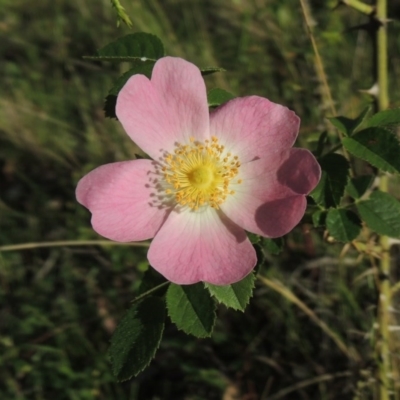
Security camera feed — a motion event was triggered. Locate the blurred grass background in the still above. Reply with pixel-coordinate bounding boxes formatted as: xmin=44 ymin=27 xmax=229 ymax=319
xmin=1 ymin=0 xmax=400 ymax=399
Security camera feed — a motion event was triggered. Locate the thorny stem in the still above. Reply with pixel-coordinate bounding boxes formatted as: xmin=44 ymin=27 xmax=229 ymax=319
xmin=375 ymin=0 xmax=392 ymax=397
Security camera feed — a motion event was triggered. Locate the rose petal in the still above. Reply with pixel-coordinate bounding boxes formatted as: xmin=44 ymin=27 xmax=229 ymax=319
xmin=210 ymin=96 xmax=299 ymax=163
xmin=116 ymin=57 xmax=210 ymax=160
xmin=76 ymin=159 xmax=169 ymax=242
xmin=221 ymin=149 xmax=320 ymax=237
xmin=148 ymin=207 xmax=256 ymax=285
xmin=276 ymin=148 xmax=321 ymax=195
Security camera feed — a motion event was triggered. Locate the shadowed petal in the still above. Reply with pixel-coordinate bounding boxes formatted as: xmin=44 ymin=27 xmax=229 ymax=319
xmin=210 ymin=96 xmax=300 ymax=163
xmin=148 ymin=208 xmax=256 ymax=285
xmin=76 ymin=159 xmax=169 ymax=242
xmin=116 ymin=57 xmax=210 ymax=160
xmin=221 ymin=148 xmax=320 ymax=237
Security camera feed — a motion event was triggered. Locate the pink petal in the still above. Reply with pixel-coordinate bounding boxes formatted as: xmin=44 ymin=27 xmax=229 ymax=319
xmin=221 ymin=148 xmax=321 ymax=237
xmin=148 ymin=208 xmax=256 ymax=285
xmin=76 ymin=159 xmax=170 ymax=242
xmin=116 ymin=57 xmax=210 ymax=160
xmin=210 ymin=96 xmax=300 ymax=163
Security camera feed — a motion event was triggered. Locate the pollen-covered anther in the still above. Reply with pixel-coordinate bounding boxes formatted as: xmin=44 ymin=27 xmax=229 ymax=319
xmin=161 ymin=138 xmax=241 ymax=210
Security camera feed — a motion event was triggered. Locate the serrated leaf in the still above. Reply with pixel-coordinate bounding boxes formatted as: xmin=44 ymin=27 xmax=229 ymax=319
xmin=109 ymin=297 xmax=165 ymax=381
xmin=346 ymin=175 xmax=374 ymax=199
xmin=312 ymin=210 xmax=327 ymax=227
xmin=328 ymin=107 xmax=370 ymax=136
xmin=86 ymin=33 xmax=165 ymax=62
xmin=207 ymin=88 xmax=235 ymax=107
xmin=205 ymin=273 xmax=255 ymax=311
xmin=326 ymin=209 xmax=361 ymax=242
xmin=264 ymin=237 xmax=284 ymax=255
xmin=166 ymin=283 xmax=216 ymax=338
xmin=342 ymin=128 xmax=400 ymax=173
xmin=104 ymin=95 xmax=117 ymax=119
xmin=309 ymin=153 xmax=350 ymax=208
xmin=357 ymin=190 xmax=400 ymax=238
xmin=364 ymin=108 xmax=400 ymax=128
xmin=200 ymin=67 xmax=226 ymax=76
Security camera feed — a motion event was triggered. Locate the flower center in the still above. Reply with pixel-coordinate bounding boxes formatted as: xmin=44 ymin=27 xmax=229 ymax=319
xmin=161 ymin=136 xmax=242 ymax=210
xmin=187 ymin=166 xmax=214 ymax=188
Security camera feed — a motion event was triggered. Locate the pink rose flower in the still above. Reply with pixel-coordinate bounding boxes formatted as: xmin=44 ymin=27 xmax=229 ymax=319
xmin=76 ymin=57 xmax=321 ymax=285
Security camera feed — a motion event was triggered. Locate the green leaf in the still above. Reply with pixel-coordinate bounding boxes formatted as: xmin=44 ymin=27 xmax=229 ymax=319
xmin=357 ymin=191 xmax=400 ymax=238
xmin=264 ymin=237 xmax=284 ymax=255
xmin=166 ymin=283 xmax=216 ymax=338
xmin=312 ymin=210 xmax=327 ymax=227
xmin=109 ymin=297 xmax=165 ymax=381
xmin=205 ymin=273 xmax=255 ymax=311
xmin=328 ymin=106 xmax=370 ymax=136
xmin=342 ymin=128 xmax=400 ymax=173
xmin=326 ymin=209 xmax=362 ymax=242
xmin=346 ymin=175 xmax=374 ymax=199
xmin=364 ymin=108 xmax=400 ymax=128
xmin=309 ymin=153 xmax=350 ymax=208
xmin=207 ymin=88 xmax=235 ymax=107
xmin=86 ymin=33 xmax=165 ymax=62
xmin=200 ymin=67 xmax=226 ymax=76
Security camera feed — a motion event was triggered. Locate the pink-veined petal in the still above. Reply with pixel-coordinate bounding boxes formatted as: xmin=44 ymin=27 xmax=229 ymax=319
xmin=76 ymin=159 xmax=170 ymax=242
xmin=221 ymin=148 xmax=321 ymax=237
xmin=116 ymin=57 xmax=210 ymax=160
xmin=210 ymin=96 xmax=299 ymax=163
xmin=148 ymin=208 xmax=256 ymax=285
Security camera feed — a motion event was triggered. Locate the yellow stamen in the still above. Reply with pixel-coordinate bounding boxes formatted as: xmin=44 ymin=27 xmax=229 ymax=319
xmin=161 ymin=137 xmax=241 ymax=210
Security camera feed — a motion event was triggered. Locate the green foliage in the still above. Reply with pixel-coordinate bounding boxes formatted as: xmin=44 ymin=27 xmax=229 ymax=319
xmin=357 ymin=190 xmax=400 ymax=238
xmin=264 ymin=237 xmax=284 ymax=255
xmin=326 ymin=209 xmax=362 ymax=242
xmin=166 ymin=283 xmax=216 ymax=338
xmin=346 ymin=175 xmax=374 ymax=199
xmin=364 ymin=108 xmax=400 ymax=128
xmin=310 ymin=153 xmax=350 ymax=208
xmin=342 ymin=127 xmax=400 ymax=173
xmin=109 ymin=297 xmax=166 ymax=381
xmin=89 ymin=33 xmax=165 ymax=62
xmin=207 ymin=88 xmax=235 ymax=107
xmin=205 ymin=273 xmax=255 ymax=311
xmin=328 ymin=106 xmax=370 ymax=136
